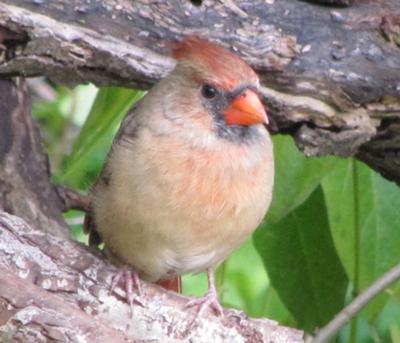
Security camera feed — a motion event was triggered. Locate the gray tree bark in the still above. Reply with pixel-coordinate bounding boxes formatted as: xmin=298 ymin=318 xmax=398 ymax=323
xmin=0 ymin=211 xmax=304 ymax=343
xmin=0 ymin=78 xmax=69 ymax=238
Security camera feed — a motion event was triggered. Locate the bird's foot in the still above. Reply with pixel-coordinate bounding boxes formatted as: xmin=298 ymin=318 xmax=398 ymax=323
xmin=110 ymin=265 xmax=144 ymax=308
xmin=185 ymin=287 xmax=223 ymax=317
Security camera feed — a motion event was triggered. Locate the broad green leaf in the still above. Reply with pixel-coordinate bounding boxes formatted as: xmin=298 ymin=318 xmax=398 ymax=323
xmin=267 ymin=135 xmax=335 ymax=223
xmin=321 ymin=158 xmax=356 ymax=280
xmin=255 ymin=186 xmax=348 ymax=332
xmin=395 ymin=285 xmax=400 ymax=303
xmin=391 ymin=324 xmax=400 ymax=343
xmin=375 ymin=298 xmax=400 ymax=341
xmin=182 ymin=273 xmax=208 ymax=298
xmin=60 ymin=87 xmax=144 ymax=186
xmin=322 ymin=159 xmax=400 ymax=317
xmin=33 ymin=85 xmax=96 ymax=165
xmin=262 ymin=286 xmax=297 ymax=327
xmin=215 ymin=239 xmax=269 ymax=317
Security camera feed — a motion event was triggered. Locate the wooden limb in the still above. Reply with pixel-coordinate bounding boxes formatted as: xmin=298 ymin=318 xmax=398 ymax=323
xmin=56 ymin=185 xmax=91 ymax=213
xmin=0 ymin=211 xmax=304 ymax=343
xmin=0 ymin=269 xmax=134 ymax=342
xmin=302 ymin=0 xmax=351 ymax=6
xmin=0 ymin=78 xmax=69 ymax=238
xmin=308 ymin=263 xmax=400 ymax=343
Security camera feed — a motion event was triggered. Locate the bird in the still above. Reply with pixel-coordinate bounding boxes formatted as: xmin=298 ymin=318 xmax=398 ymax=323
xmin=85 ymin=36 xmax=274 ymax=316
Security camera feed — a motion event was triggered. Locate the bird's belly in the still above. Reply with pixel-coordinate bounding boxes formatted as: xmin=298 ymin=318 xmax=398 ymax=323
xmin=93 ymin=133 xmax=273 ymax=281
xmin=97 ymin=191 xmax=267 ymax=281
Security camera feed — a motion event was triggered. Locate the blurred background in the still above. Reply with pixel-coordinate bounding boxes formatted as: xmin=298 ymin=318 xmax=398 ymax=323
xmin=31 ymin=80 xmax=400 ymax=343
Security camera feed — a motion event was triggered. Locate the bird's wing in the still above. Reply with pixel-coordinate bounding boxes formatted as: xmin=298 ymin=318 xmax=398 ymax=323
xmin=114 ymin=103 xmax=143 ymax=145
xmin=84 ymin=103 xmax=142 ymax=247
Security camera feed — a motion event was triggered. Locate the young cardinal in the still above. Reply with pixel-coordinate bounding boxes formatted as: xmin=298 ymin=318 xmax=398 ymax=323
xmin=86 ymin=36 xmax=274 ymax=315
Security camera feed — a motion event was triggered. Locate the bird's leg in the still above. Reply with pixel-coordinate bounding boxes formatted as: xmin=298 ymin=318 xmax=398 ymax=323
xmin=185 ymin=268 xmax=224 ymax=316
xmin=110 ymin=265 xmax=144 ymax=308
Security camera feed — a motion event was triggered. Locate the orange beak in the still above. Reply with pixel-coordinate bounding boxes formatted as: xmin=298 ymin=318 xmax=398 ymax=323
xmin=223 ymin=89 xmax=268 ymax=126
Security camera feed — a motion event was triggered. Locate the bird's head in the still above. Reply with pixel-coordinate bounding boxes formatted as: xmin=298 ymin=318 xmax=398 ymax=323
xmin=162 ymin=37 xmax=268 ymax=145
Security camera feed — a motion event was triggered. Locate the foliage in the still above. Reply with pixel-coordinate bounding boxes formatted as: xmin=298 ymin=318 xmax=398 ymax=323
xmin=33 ymin=83 xmax=400 ymax=342
xmin=60 ymin=87 xmax=144 ymax=189
xmin=255 ymin=186 xmax=348 ymax=332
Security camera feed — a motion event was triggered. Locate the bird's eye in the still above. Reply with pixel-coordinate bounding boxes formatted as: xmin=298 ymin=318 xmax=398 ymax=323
xmin=201 ymin=84 xmax=217 ymax=99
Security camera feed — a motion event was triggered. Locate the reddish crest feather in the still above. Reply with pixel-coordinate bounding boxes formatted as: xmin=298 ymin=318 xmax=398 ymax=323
xmin=171 ymin=36 xmax=258 ymax=91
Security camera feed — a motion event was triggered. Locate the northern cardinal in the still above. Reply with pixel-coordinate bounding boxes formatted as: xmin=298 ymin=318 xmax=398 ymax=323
xmin=85 ymin=37 xmax=274 ymax=315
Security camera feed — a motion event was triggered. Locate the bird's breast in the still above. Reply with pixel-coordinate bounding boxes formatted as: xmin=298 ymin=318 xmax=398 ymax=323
xmin=146 ymin=129 xmax=272 ymax=221
xmin=97 ymin=127 xmax=274 ymax=278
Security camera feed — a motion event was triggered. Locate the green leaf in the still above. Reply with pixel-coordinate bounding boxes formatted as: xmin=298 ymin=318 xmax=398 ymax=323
xmin=60 ymin=87 xmax=144 ymax=187
xmin=182 ymin=239 xmax=270 ymax=317
xmin=182 ymin=273 xmax=208 ymax=298
xmin=262 ymin=286 xmax=297 ymax=327
xmin=267 ymin=135 xmax=335 ymax=223
xmin=255 ymin=186 xmax=348 ymax=332
xmin=321 ymin=158 xmax=356 ymax=281
xmin=375 ymin=298 xmax=400 ymax=341
xmin=322 ymin=159 xmax=400 ymax=317
xmin=215 ymin=239 xmax=269 ymax=317
xmin=391 ymin=324 xmax=400 ymax=343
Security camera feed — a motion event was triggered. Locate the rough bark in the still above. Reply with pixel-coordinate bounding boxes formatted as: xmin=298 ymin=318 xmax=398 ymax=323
xmin=0 ymin=211 xmax=304 ymax=343
xmin=303 ymin=0 xmax=351 ymax=5
xmin=0 ymin=0 xmax=400 ymax=183
xmin=0 ymin=78 xmax=69 ymax=238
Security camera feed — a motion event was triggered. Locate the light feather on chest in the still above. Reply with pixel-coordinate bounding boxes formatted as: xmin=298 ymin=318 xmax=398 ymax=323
xmin=133 ymin=131 xmax=269 ymax=221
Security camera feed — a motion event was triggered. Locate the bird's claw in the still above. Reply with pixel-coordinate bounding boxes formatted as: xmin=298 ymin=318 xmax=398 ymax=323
xmin=185 ymin=289 xmax=224 ymax=317
xmin=110 ymin=266 xmax=145 ymax=308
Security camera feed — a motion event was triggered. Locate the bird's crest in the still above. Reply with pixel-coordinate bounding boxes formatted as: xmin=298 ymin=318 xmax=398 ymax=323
xmin=171 ymin=36 xmax=258 ymax=91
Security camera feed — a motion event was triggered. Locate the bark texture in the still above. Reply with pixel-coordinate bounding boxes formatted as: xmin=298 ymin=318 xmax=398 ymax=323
xmin=0 ymin=211 xmax=304 ymax=343
xmin=0 ymin=0 xmax=400 ymax=183
xmin=0 ymin=78 xmax=69 ymax=238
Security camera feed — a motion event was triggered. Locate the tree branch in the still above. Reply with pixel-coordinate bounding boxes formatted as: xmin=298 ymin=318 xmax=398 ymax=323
xmin=56 ymin=185 xmax=91 ymax=213
xmin=308 ymin=263 xmax=400 ymax=343
xmin=0 ymin=1 xmax=400 ymax=183
xmin=0 ymin=211 xmax=304 ymax=343
xmin=0 ymin=77 xmax=69 ymax=238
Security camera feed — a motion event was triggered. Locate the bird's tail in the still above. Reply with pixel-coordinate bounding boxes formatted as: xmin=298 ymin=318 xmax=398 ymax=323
xmin=156 ymin=276 xmax=182 ymax=293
